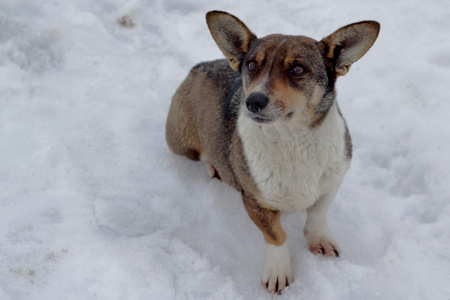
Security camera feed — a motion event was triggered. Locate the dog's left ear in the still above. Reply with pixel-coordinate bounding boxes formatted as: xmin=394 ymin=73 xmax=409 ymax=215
xmin=321 ymin=21 xmax=380 ymax=77
xmin=206 ymin=11 xmax=256 ymax=71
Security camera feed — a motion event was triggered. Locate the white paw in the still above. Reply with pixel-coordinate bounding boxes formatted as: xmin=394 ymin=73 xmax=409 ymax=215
xmin=205 ymin=163 xmax=216 ymax=178
xmin=304 ymin=218 xmax=340 ymax=257
xmin=200 ymin=154 xmax=220 ymax=179
xmin=261 ymin=242 xmax=294 ymax=294
xmin=305 ymin=235 xmax=340 ymax=257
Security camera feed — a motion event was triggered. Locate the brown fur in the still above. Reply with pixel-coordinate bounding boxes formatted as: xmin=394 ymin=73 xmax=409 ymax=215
xmin=166 ymin=10 xmax=379 ymax=293
xmin=242 ymin=192 xmax=286 ymax=245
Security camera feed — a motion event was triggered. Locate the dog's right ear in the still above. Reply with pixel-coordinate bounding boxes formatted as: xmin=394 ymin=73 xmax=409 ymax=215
xmin=206 ymin=11 xmax=256 ymax=71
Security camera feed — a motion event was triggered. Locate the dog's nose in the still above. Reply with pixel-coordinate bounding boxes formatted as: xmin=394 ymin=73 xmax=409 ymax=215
xmin=245 ymin=93 xmax=269 ymax=113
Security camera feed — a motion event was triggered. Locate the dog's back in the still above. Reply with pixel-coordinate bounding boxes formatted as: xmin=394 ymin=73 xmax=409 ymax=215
xmin=166 ymin=59 xmax=246 ymax=190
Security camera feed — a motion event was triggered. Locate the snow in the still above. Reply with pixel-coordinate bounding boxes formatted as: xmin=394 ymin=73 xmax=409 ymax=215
xmin=1 ymin=0 xmax=449 ymax=299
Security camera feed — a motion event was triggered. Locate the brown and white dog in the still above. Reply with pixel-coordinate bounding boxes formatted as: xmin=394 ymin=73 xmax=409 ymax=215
xmin=166 ymin=11 xmax=379 ymax=294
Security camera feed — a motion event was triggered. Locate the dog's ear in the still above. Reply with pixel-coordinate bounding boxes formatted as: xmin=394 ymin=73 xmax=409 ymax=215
xmin=321 ymin=21 xmax=380 ymax=77
xmin=206 ymin=11 xmax=256 ymax=71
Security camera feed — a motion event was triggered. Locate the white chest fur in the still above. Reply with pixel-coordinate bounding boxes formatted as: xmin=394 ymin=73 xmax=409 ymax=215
xmin=237 ymin=103 xmax=350 ymax=213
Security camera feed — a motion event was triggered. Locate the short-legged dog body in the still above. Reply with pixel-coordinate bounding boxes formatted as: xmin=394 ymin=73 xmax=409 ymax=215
xmin=166 ymin=11 xmax=379 ymax=293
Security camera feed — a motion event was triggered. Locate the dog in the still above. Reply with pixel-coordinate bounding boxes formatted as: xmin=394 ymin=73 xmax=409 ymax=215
xmin=166 ymin=10 xmax=379 ymax=294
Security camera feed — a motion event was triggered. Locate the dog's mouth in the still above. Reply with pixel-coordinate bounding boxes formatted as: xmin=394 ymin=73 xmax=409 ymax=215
xmin=244 ymin=108 xmax=274 ymax=124
xmin=251 ymin=115 xmax=273 ymax=124
xmin=247 ymin=111 xmax=293 ymax=124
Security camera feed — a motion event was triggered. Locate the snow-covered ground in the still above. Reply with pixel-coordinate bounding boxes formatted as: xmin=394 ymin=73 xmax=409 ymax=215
xmin=1 ymin=0 xmax=449 ymax=299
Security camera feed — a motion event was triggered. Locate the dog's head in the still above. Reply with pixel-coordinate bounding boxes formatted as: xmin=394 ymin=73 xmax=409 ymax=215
xmin=206 ymin=11 xmax=379 ymax=128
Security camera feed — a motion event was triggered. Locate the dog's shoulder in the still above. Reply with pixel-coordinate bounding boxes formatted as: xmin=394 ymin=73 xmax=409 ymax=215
xmin=191 ymin=59 xmax=237 ymax=83
xmin=192 ymin=59 xmax=243 ymax=122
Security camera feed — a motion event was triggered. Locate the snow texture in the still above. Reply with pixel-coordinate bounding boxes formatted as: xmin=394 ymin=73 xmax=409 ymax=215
xmin=1 ymin=0 xmax=450 ymax=299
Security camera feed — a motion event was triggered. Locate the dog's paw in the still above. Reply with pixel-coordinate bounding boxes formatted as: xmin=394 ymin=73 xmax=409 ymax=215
xmin=262 ymin=242 xmax=294 ymax=294
xmin=306 ymin=236 xmax=340 ymax=257
xmin=201 ymin=155 xmax=221 ymax=180
xmin=205 ymin=164 xmax=220 ymax=180
xmin=204 ymin=163 xmax=215 ymax=178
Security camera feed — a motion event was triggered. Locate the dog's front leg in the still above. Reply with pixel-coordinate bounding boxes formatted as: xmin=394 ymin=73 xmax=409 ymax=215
xmin=242 ymin=192 xmax=294 ymax=294
xmin=303 ymin=186 xmax=341 ymax=257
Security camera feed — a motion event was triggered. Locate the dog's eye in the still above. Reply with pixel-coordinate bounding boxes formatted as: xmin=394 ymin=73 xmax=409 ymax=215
xmin=290 ymin=65 xmax=306 ymax=76
xmin=247 ymin=60 xmax=257 ymax=72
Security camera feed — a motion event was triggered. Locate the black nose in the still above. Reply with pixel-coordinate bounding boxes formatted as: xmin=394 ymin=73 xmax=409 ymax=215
xmin=245 ymin=93 xmax=269 ymax=113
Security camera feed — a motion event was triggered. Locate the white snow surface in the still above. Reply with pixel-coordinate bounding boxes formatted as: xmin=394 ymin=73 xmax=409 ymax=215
xmin=1 ymin=0 xmax=450 ymax=299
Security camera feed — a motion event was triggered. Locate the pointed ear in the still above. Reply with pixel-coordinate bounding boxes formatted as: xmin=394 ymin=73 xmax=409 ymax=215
xmin=321 ymin=21 xmax=380 ymax=77
xmin=206 ymin=11 xmax=256 ymax=71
